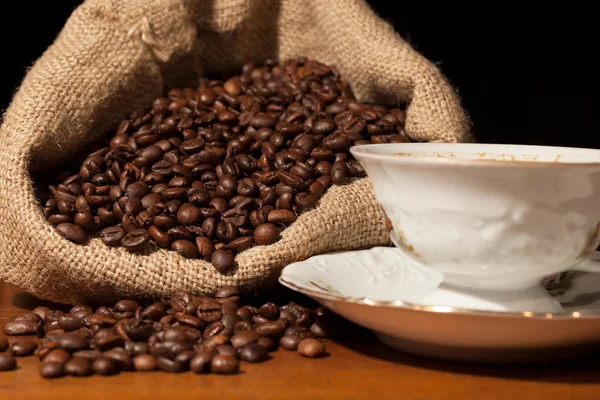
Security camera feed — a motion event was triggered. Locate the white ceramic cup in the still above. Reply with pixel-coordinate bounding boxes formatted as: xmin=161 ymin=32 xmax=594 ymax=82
xmin=350 ymin=143 xmax=600 ymax=292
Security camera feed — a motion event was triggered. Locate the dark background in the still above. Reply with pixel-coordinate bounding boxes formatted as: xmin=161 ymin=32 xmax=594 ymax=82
xmin=0 ymin=2 xmax=595 ymax=147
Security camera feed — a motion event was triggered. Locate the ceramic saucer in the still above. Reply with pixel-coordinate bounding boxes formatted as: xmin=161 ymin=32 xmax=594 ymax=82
xmin=279 ymin=246 xmax=600 ymax=363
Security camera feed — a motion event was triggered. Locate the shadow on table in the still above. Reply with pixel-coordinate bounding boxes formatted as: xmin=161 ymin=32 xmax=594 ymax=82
xmin=333 ymin=325 xmax=600 ymax=384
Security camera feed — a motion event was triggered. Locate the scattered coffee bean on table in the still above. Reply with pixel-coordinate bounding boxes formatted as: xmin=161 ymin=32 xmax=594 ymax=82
xmin=0 ymin=353 xmax=17 ymax=371
xmin=0 ymin=337 xmax=8 ymax=352
xmin=1 ymin=286 xmax=331 ymax=378
xmin=41 ymin=57 xmax=408 ymax=273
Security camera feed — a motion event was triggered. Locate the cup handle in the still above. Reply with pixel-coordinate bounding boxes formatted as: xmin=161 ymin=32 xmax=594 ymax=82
xmin=574 ymin=251 xmax=600 ymax=273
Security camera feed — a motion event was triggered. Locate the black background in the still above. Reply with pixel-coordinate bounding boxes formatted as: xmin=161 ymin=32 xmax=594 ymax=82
xmin=0 ymin=1 xmax=595 ymax=148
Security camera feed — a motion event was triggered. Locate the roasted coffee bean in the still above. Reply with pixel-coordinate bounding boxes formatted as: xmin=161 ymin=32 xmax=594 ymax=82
xmin=70 ymin=305 xmax=93 ymax=319
xmin=255 ymin=322 xmax=286 ymax=340
xmin=55 ymin=332 xmax=90 ymax=352
xmin=197 ymin=298 xmax=223 ymax=323
xmin=58 ymin=315 xmax=85 ymax=332
xmin=215 ymin=344 xmax=238 ymax=358
xmin=190 ymin=350 xmax=213 ymax=374
xmin=172 ymin=239 xmax=199 ymax=258
xmin=3 ymin=320 xmax=42 ymax=336
xmin=72 ymin=349 xmax=103 ymax=361
xmin=140 ymin=302 xmax=166 ymax=321
xmin=279 ymin=334 xmax=301 ymax=351
xmin=231 ymin=329 xmax=260 ymax=349
xmin=220 ymin=313 xmax=242 ymax=330
xmin=236 ymin=306 xmax=255 ymax=321
xmin=43 ymin=349 xmax=71 ymax=364
xmin=40 ymin=362 xmax=65 ymax=379
xmin=64 ymin=357 xmax=94 ymax=376
xmin=173 ymin=350 xmax=196 ymax=371
xmin=228 ymin=236 xmax=254 ymax=252
xmin=115 ymin=299 xmax=139 ymax=312
xmin=297 ymin=338 xmax=326 ymax=358
xmin=11 ymin=339 xmax=38 ymax=357
xmin=215 ymin=286 xmax=240 ymax=302
xmin=103 ymin=347 xmax=134 ymax=371
xmin=32 ymin=306 xmax=51 ymax=320
xmin=133 ymin=354 xmax=157 ymax=371
xmin=210 ymin=354 xmax=239 ymax=374
xmin=330 ymin=160 xmax=347 ymax=185
xmin=92 ymin=357 xmax=120 ymax=376
xmin=254 ymin=223 xmax=277 ymax=245
xmin=258 ymin=303 xmax=280 ymax=320
xmin=257 ymin=337 xmax=277 ymax=352
xmin=121 ymin=228 xmax=150 ymax=252
xmin=148 ymin=226 xmax=172 ymax=248
xmin=267 ymin=209 xmax=297 ymax=224
xmin=0 ymin=354 xmax=17 ymax=371
xmin=11 ymin=312 xmax=42 ymax=323
xmin=55 ymin=222 xmax=87 ymax=243
xmin=211 ymin=249 xmax=235 ymax=274
xmin=0 ymin=337 xmax=8 ymax=352
xmin=239 ymin=342 xmax=269 ymax=363
xmin=202 ymin=334 xmax=230 ymax=351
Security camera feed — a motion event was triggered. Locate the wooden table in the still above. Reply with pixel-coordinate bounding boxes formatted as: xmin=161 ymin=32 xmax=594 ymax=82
xmin=1 ymin=282 xmax=599 ymax=400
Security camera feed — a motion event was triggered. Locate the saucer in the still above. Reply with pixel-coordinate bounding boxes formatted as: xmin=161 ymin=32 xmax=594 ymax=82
xmin=279 ymin=247 xmax=600 ymax=363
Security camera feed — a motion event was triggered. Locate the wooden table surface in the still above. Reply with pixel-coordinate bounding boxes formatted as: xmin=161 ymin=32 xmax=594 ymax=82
xmin=1 ymin=282 xmax=599 ymax=400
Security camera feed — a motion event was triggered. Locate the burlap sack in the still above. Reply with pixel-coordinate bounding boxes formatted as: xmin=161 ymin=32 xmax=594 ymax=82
xmin=0 ymin=0 xmax=471 ymax=304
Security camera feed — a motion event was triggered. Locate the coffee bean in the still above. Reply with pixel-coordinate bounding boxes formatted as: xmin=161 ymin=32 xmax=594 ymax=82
xmin=121 ymin=228 xmax=150 ymax=252
xmin=43 ymin=349 xmax=71 ymax=364
xmin=297 ymin=338 xmax=326 ymax=358
xmin=231 ymin=329 xmax=259 ymax=349
xmin=0 ymin=337 xmax=8 ymax=352
xmin=0 ymin=354 xmax=16 ymax=371
xmin=3 ymin=320 xmax=42 ymax=336
xmin=258 ymin=303 xmax=280 ymax=320
xmin=279 ymin=334 xmax=301 ymax=351
xmin=215 ymin=344 xmax=238 ymax=359
xmin=92 ymin=357 xmax=120 ymax=376
xmin=133 ymin=354 xmax=157 ymax=371
xmin=103 ymin=347 xmax=134 ymax=371
xmin=55 ymin=332 xmax=90 ymax=352
xmin=254 ymin=223 xmax=277 ymax=245
xmin=70 ymin=305 xmax=94 ymax=319
xmin=55 ymin=222 xmax=87 ymax=243
xmin=172 ymin=239 xmax=199 ymax=258
xmin=197 ymin=298 xmax=223 ymax=323
xmin=99 ymin=226 xmax=125 ymax=246
xmin=40 ymin=362 xmax=65 ymax=379
xmin=140 ymin=302 xmax=166 ymax=321
xmin=32 ymin=306 xmax=51 ymax=320
xmin=255 ymin=322 xmax=286 ymax=340
xmin=211 ymin=354 xmax=239 ymax=374
xmin=190 ymin=350 xmax=214 ymax=374
xmin=267 ymin=209 xmax=297 ymax=224
xmin=201 ymin=334 xmax=230 ymax=351
xmin=211 ymin=249 xmax=235 ymax=274
xmin=257 ymin=337 xmax=277 ymax=352
xmin=330 ymin=160 xmax=347 ymax=185
xmin=12 ymin=312 xmax=42 ymax=323
xmin=11 ymin=339 xmax=38 ymax=356
xmin=64 ymin=357 xmax=94 ymax=376
xmin=58 ymin=315 xmax=85 ymax=332
xmin=239 ymin=342 xmax=269 ymax=363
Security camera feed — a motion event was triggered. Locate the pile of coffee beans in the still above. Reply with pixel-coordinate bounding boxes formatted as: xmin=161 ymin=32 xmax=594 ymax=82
xmin=41 ymin=57 xmax=408 ymax=273
xmin=0 ymin=286 xmax=333 ymax=377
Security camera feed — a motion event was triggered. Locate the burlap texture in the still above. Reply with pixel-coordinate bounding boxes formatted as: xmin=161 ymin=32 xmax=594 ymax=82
xmin=0 ymin=0 xmax=471 ymax=304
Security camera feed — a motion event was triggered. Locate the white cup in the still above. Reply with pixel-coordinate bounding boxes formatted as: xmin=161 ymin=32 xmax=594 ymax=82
xmin=351 ymin=143 xmax=600 ymax=294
